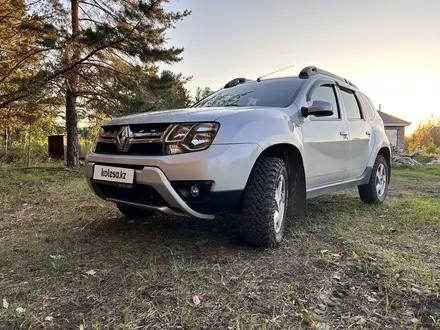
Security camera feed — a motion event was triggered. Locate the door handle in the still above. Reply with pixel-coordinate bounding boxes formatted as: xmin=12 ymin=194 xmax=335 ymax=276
xmin=365 ymin=131 xmax=371 ymax=136
xmin=339 ymin=131 xmax=348 ymax=137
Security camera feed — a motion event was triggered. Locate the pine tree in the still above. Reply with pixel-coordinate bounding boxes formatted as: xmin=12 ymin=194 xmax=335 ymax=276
xmin=0 ymin=0 xmax=56 ymax=151
xmin=1 ymin=0 xmax=190 ymax=168
xmin=78 ymin=60 xmax=193 ymax=118
xmin=194 ymin=86 xmax=214 ymax=103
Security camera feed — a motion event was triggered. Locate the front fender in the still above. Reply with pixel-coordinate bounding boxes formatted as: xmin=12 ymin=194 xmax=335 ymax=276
xmin=213 ymin=109 xmax=304 ymax=155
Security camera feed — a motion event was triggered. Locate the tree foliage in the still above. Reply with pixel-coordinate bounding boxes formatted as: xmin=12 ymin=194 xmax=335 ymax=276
xmin=194 ymin=86 xmax=214 ymax=103
xmin=406 ymin=115 xmax=440 ymax=153
xmin=1 ymin=0 xmax=193 ymax=167
xmin=0 ymin=0 xmax=62 ymax=156
xmin=0 ymin=0 xmax=60 ymax=108
xmin=1 ymin=0 xmax=191 ymax=107
xmin=79 ymin=63 xmax=193 ymax=118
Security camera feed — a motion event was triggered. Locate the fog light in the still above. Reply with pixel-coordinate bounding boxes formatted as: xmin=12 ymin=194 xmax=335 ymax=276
xmin=190 ymin=186 xmax=199 ymax=197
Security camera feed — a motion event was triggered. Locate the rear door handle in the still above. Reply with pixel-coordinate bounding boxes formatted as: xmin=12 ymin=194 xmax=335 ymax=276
xmin=339 ymin=131 xmax=348 ymax=137
xmin=365 ymin=131 xmax=371 ymax=136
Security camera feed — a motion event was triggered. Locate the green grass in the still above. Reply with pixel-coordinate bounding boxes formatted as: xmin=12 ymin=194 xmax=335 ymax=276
xmin=312 ymin=250 xmax=333 ymax=267
xmin=0 ymin=157 xmax=65 ymax=169
xmin=383 ymin=250 xmax=439 ymax=292
xmin=414 ymin=153 xmax=439 ymax=165
xmin=392 ymin=165 xmax=440 ymax=181
xmin=1 ymin=163 xmax=440 ymax=329
xmin=389 ymin=197 xmax=440 ymax=225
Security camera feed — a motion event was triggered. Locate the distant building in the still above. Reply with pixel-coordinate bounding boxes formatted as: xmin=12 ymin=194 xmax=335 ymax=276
xmin=378 ymin=111 xmax=411 ymax=150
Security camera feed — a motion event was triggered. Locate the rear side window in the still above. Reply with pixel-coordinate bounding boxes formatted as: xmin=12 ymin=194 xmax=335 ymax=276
xmin=357 ymin=93 xmax=376 ymax=120
xmin=340 ymin=88 xmax=363 ymax=120
xmin=309 ymin=85 xmax=340 ymax=120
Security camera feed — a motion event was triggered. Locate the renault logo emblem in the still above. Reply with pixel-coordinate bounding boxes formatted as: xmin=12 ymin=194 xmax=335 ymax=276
xmin=116 ymin=126 xmax=132 ymax=152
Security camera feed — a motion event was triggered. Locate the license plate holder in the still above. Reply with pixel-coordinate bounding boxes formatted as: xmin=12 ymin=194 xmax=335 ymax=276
xmin=93 ymin=165 xmax=135 ymax=184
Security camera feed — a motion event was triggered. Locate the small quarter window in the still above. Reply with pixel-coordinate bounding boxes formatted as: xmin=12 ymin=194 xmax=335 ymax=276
xmin=358 ymin=93 xmax=376 ymax=120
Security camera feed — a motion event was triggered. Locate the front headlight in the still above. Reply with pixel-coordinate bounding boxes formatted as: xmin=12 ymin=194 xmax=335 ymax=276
xmin=165 ymin=122 xmax=220 ymax=155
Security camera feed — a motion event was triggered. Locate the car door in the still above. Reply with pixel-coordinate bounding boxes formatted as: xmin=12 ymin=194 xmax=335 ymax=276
xmin=301 ymin=83 xmax=349 ymax=188
xmin=337 ymin=87 xmax=373 ymax=181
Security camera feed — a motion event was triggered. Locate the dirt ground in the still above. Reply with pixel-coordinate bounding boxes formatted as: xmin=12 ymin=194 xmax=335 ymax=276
xmin=0 ymin=166 xmax=439 ymax=330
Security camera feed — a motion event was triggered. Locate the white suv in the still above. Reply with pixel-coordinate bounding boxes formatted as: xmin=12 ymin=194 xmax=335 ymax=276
xmin=85 ymin=66 xmax=391 ymax=247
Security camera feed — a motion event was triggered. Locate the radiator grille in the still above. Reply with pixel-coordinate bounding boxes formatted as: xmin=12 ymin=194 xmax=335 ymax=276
xmin=95 ymin=123 xmax=171 ymax=156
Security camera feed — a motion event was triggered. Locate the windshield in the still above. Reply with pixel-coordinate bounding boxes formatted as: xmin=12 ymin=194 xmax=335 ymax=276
xmin=193 ymin=78 xmax=304 ymax=108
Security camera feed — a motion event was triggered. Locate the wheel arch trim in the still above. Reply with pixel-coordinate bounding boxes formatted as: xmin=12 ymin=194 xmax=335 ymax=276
xmin=248 ymin=143 xmax=308 ymax=217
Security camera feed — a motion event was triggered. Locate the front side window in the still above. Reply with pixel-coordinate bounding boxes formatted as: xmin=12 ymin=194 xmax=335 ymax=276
xmin=309 ymin=85 xmax=340 ymax=120
xmin=340 ymin=88 xmax=363 ymax=120
xmin=193 ymin=78 xmax=304 ymax=108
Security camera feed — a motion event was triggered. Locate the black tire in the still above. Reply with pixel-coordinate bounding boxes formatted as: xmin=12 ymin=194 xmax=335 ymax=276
xmin=358 ymin=155 xmax=389 ymax=204
xmin=241 ymin=157 xmax=289 ymax=247
xmin=116 ymin=203 xmax=154 ymax=219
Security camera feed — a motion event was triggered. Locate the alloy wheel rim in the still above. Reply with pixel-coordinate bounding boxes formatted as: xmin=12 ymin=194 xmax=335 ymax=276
xmin=274 ymin=173 xmax=286 ymax=233
xmin=376 ymin=164 xmax=387 ymax=197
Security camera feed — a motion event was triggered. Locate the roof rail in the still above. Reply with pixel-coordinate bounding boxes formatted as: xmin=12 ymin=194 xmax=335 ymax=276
xmin=344 ymin=79 xmax=358 ymax=89
xmin=299 ymin=66 xmax=358 ymax=89
xmin=223 ymin=77 xmax=252 ymax=89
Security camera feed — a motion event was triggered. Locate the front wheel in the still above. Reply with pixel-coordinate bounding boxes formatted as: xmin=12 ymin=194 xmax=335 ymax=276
xmin=241 ymin=157 xmax=289 ymax=247
xmin=358 ymin=155 xmax=389 ymax=204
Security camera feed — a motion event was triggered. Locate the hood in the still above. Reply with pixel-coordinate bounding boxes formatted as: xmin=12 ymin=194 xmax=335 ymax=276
xmin=103 ymin=106 xmax=259 ymax=126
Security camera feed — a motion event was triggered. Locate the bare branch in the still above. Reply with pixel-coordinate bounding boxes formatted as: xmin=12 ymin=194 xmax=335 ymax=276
xmin=81 ymin=0 xmax=118 ymax=20
xmin=80 ymin=61 xmax=135 ymax=76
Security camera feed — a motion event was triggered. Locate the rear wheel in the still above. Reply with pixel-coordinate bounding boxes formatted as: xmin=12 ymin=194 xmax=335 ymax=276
xmin=241 ymin=157 xmax=289 ymax=247
xmin=358 ymin=155 xmax=389 ymax=204
xmin=116 ymin=204 xmax=154 ymax=219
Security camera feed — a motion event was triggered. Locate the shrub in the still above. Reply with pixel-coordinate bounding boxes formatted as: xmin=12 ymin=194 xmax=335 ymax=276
xmin=406 ymin=115 xmax=440 ymax=153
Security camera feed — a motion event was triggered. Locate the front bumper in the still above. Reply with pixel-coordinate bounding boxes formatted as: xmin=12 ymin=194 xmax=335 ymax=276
xmin=85 ymin=143 xmax=262 ymax=219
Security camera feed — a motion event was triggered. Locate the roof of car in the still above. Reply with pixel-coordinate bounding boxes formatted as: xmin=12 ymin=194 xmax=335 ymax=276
xmin=224 ymin=66 xmax=358 ymax=90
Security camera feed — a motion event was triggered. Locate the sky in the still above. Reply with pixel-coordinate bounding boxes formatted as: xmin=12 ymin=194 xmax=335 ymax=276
xmin=162 ymin=0 xmax=440 ymax=135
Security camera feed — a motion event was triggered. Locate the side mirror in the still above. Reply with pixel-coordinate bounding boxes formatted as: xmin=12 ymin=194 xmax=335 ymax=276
xmin=301 ymin=101 xmax=334 ymax=118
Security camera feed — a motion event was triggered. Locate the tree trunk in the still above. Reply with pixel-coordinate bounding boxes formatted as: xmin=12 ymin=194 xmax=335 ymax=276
xmin=26 ymin=123 xmax=31 ymax=168
xmin=65 ymin=0 xmax=80 ymax=168
xmin=4 ymin=127 xmax=8 ymax=154
xmin=23 ymin=130 xmax=27 ymax=152
xmin=66 ymin=89 xmax=78 ymax=167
